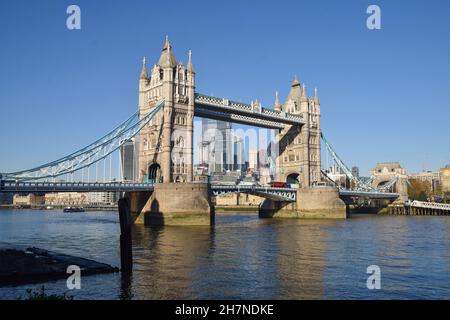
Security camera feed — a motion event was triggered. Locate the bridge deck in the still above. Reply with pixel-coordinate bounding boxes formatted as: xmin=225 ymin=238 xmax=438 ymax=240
xmin=194 ymin=93 xmax=304 ymax=129
xmin=1 ymin=181 xmax=400 ymax=203
xmin=338 ymin=190 xmax=400 ymax=199
xmin=0 ymin=181 xmax=154 ymax=193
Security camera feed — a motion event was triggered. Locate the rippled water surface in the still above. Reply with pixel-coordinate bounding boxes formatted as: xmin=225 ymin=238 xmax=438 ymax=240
xmin=0 ymin=209 xmax=449 ymax=299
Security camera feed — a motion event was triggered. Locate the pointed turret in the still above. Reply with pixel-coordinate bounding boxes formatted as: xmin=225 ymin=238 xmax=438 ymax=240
xmin=140 ymin=56 xmax=148 ymax=80
xmin=285 ymin=76 xmax=302 ymax=104
xmin=158 ymin=36 xmax=177 ymax=68
xmin=301 ymin=83 xmax=307 ymax=101
xmin=274 ymin=91 xmax=281 ymax=111
xmin=314 ymin=87 xmax=320 ymax=104
xmin=187 ymin=50 xmax=194 ymax=73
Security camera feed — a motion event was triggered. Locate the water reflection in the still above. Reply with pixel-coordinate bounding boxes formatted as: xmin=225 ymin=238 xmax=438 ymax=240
xmin=0 ymin=210 xmax=449 ymax=300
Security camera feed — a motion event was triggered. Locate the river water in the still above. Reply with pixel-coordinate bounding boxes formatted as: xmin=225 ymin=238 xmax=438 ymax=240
xmin=0 ymin=209 xmax=449 ymax=300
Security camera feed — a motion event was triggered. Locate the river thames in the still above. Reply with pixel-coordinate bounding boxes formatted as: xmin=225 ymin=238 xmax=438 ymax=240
xmin=0 ymin=209 xmax=449 ymax=300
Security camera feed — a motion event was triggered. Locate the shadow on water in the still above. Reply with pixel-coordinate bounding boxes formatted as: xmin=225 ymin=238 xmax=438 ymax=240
xmin=128 ymin=223 xmax=216 ymax=299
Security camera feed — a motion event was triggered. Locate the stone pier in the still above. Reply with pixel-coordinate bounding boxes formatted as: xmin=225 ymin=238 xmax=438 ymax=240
xmin=259 ymin=187 xmax=346 ymax=219
xmin=126 ymin=183 xmax=214 ymax=226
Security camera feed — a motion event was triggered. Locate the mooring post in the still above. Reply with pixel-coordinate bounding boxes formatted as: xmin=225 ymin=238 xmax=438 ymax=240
xmin=118 ymin=197 xmax=132 ymax=273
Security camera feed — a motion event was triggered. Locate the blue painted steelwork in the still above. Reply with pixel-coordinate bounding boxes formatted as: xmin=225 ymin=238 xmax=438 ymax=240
xmin=211 ymin=185 xmax=297 ymax=202
xmin=338 ymin=190 xmax=399 ymax=199
xmin=321 ymin=132 xmax=399 ymax=194
xmin=1 ymin=101 xmax=165 ymax=182
xmin=194 ymin=93 xmax=304 ymax=128
xmin=0 ymin=181 xmax=154 ymax=193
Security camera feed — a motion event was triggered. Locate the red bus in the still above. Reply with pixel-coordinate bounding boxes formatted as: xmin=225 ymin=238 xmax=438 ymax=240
xmin=269 ymin=181 xmax=288 ymax=188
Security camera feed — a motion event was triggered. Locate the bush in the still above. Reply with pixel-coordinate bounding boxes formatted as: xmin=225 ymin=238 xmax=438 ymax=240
xmin=19 ymin=286 xmax=73 ymax=300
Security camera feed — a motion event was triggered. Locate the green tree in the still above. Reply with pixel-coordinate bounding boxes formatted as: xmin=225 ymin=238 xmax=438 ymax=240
xmin=408 ymin=179 xmax=431 ymax=201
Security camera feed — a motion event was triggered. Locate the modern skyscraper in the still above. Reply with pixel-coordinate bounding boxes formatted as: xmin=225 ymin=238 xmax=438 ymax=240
xmin=199 ymin=118 xmax=234 ymax=174
xmin=120 ymin=138 xmax=138 ymax=181
xmin=351 ymin=166 xmax=360 ymax=178
xmin=249 ymin=149 xmax=258 ymax=172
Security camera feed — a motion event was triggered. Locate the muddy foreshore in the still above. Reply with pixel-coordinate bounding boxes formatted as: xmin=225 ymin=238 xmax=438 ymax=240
xmin=0 ymin=245 xmax=119 ymax=287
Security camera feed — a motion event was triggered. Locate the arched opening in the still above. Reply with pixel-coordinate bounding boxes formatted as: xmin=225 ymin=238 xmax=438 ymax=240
xmin=286 ymin=173 xmax=299 ymax=185
xmin=148 ymin=163 xmax=161 ymax=183
xmin=150 ymin=199 xmax=160 ymax=213
xmin=377 ymin=180 xmax=397 ymax=193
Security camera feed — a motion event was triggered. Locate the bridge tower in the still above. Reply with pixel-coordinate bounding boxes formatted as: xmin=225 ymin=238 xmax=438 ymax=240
xmin=138 ymin=37 xmax=194 ymax=183
xmin=130 ymin=38 xmax=212 ymax=226
xmin=275 ymin=79 xmax=321 ymax=188
xmin=261 ymin=80 xmax=346 ymax=219
xmin=370 ymin=162 xmax=409 ymax=202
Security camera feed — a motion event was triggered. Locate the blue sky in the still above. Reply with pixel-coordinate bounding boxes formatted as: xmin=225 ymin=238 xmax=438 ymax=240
xmin=0 ymin=0 xmax=449 ymax=175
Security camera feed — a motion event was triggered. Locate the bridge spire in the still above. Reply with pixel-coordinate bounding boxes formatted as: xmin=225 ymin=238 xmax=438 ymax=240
xmin=158 ymin=36 xmax=177 ymax=68
xmin=187 ymin=50 xmax=194 ymax=73
xmin=285 ymin=76 xmax=302 ymax=107
xmin=140 ymin=56 xmax=148 ymax=80
xmin=314 ymin=87 xmax=320 ymax=104
xmin=274 ymin=91 xmax=281 ymax=111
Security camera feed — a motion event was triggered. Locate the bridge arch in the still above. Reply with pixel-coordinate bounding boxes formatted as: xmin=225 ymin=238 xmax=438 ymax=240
xmin=377 ymin=180 xmax=397 ymax=193
xmin=148 ymin=163 xmax=161 ymax=182
xmin=286 ymin=172 xmax=299 ymax=186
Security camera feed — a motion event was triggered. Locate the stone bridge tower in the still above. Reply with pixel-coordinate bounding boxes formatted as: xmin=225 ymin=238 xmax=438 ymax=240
xmin=275 ymin=79 xmax=321 ymax=188
xmin=129 ymin=38 xmax=212 ymax=226
xmin=138 ymin=37 xmax=194 ymax=183
xmin=370 ymin=162 xmax=409 ymax=202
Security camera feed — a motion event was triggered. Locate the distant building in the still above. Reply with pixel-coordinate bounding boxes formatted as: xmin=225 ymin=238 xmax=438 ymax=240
xmin=88 ymin=192 xmax=119 ymax=206
xmin=13 ymin=194 xmax=45 ymax=207
xmin=233 ymin=136 xmax=245 ymax=172
xmin=45 ymin=192 xmax=89 ymax=206
xmin=351 ymin=166 xmax=359 ymax=178
xmin=440 ymin=165 xmax=450 ymax=192
xmin=199 ymin=119 xmax=234 ymax=174
xmin=248 ymin=149 xmax=258 ymax=172
xmin=327 ymin=165 xmax=347 ymax=188
xmin=409 ymin=170 xmax=440 ymax=192
xmin=120 ymin=138 xmax=138 ymax=182
xmin=209 ymin=171 xmax=240 ymax=186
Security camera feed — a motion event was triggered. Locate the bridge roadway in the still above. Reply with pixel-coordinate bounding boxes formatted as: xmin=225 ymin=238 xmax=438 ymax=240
xmin=0 ymin=181 xmax=399 ymax=201
xmin=0 ymin=181 xmax=155 ymax=193
xmin=338 ymin=189 xmax=400 ymax=200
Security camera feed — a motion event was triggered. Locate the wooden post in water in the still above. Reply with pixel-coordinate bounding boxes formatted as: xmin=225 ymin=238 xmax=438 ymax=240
xmin=118 ymin=198 xmax=132 ymax=273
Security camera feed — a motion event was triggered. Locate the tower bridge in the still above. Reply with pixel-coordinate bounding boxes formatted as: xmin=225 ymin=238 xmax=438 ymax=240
xmin=0 ymin=37 xmax=403 ymax=225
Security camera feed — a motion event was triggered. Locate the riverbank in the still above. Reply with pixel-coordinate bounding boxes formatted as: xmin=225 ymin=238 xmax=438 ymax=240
xmin=0 ymin=205 xmax=117 ymax=212
xmin=215 ymin=205 xmax=259 ymax=212
xmin=0 ymin=245 xmax=119 ymax=287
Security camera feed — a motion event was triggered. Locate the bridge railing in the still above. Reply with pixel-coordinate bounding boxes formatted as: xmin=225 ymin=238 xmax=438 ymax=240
xmin=406 ymin=200 xmax=450 ymax=211
xmin=194 ymin=93 xmax=304 ymax=124
xmin=0 ymin=180 xmax=154 ymax=193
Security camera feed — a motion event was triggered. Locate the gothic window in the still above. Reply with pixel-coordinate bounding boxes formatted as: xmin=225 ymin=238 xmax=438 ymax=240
xmin=143 ymin=138 xmax=148 ymax=150
xmin=176 ymin=136 xmax=185 ymax=148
